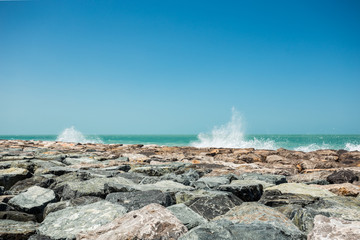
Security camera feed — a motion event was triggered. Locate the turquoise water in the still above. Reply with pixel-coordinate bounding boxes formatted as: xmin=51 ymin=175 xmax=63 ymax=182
xmin=1 ymin=134 xmax=360 ymax=151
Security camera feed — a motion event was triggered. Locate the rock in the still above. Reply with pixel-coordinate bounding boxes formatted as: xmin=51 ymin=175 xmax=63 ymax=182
xmin=38 ymin=201 xmax=127 ymax=240
xmin=0 ymin=220 xmax=38 ymax=240
xmin=308 ymin=215 xmax=360 ymax=240
xmin=9 ymin=175 xmax=55 ymax=194
xmin=168 ymin=203 xmax=208 ymax=230
xmin=140 ymin=169 xmax=200 ymax=186
xmin=287 ymin=171 xmax=332 ymax=184
xmin=0 ymin=167 xmax=31 ymax=190
xmin=104 ymin=182 xmax=138 ymax=193
xmin=192 ymin=176 xmax=230 ymax=189
xmin=327 ymin=170 xmax=359 ymax=184
xmin=115 ymin=172 xmax=147 ymax=184
xmin=77 ymin=203 xmax=188 ymax=240
xmin=0 ymin=211 xmax=36 ymax=222
xmin=135 ymin=180 xmax=193 ymax=192
xmin=43 ymin=201 xmax=71 ymax=218
xmin=230 ymin=179 xmax=275 ymax=189
xmin=237 ymin=172 xmax=287 ymax=185
xmin=130 ymin=163 xmax=189 ymax=176
xmin=62 ymin=157 xmax=99 ymax=165
xmin=313 ymin=183 xmax=360 ymax=197
xmin=265 ymin=183 xmax=336 ymax=198
xmin=185 ymin=193 xmax=243 ymax=220
xmin=259 ymin=189 xmax=319 ymax=207
xmin=238 ymin=153 xmax=264 ymax=163
xmin=8 ymin=186 xmax=56 ymax=215
xmin=105 ymin=190 xmax=174 ymax=211
xmin=217 ymin=182 xmax=263 ymax=201
xmin=60 ymin=176 xmax=135 ymax=199
xmin=175 ymin=189 xmax=231 ymax=204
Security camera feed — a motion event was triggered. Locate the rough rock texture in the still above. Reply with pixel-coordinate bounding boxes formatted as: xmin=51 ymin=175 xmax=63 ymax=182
xmin=0 ymin=211 xmax=37 ymax=222
xmin=265 ymin=183 xmax=336 ymax=198
xmin=237 ymin=173 xmax=287 ymax=185
xmin=105 ymin=190 xmax=174 ymax=211
xmin=313 ymin=183 xmax=360 ymax=197
xmin=38 ymin=201 xmax=126 ymax=240
xmin=327 ymin=170 xmax=359 ymax=184
xmin=77 ymin=203 xmax=188 ymax=240
xmin=130 ymin=163 xmax=189 ymax=176
xmin=308 ymin=215 xmax=360 ymax=240
xmin=167 ymin=203 xmax=208 ymax=230
xmin=135 ymin=180 xmax=193 ymax=192
xmin=192 ymin=176 xmax=230 ymax=189
xmin=217 ymin=183 xmax=263 ymax=201
xmin=185 ymin=193 xmax=243 ymax=220
xmin=0 ymin=167 xmax=31 ymax=190
xmin=0 ymin=219 xmax=38 ymax=240
xmin=8 ymin=186 xmax=56 ymax=214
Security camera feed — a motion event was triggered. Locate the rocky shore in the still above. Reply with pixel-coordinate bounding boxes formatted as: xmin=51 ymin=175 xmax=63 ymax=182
xmin=0 ymin=139 xmax=359 ymax=240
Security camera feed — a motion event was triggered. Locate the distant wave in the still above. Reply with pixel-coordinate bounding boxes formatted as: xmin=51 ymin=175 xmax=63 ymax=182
xmin=294 ymin=143 xmax=331 ymax=152
xmin=56 ymin=126 xmax=103 ymax=144
xmin=191 ymin=108 xmax=276 ymax=149
xmin=345 ymin=143 xmax=360 ymax=151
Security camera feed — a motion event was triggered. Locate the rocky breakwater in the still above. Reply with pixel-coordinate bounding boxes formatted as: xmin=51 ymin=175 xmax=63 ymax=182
xmin=0 ymin=139 xmax=359 ymax=240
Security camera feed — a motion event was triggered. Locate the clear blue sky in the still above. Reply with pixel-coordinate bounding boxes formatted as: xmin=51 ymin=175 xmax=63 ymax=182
xmin=1 ymin=0 xmax=359 ymax=135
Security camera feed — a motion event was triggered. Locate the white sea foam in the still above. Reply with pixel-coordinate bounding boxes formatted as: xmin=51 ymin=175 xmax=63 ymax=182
xmin=56 ymin=126 xmax=103 ymax=144
xmin=294 ymin=143 xmax=331 ymax=152
xmin=345 ymin=143 xmax=360 ymax=151
xmin=191 ymin=108 xmax=276 ymax=149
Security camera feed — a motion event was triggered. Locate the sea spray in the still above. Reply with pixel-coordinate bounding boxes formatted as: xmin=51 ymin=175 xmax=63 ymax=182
xmin=56 ymin=126 xmax=103 ymax=143
xmin=191 ymin=108 xmax=276 ymax=149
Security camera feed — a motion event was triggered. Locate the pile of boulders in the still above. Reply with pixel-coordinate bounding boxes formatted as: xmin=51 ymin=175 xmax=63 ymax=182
xmin=0 ymin=139 xmax=359 ymax=239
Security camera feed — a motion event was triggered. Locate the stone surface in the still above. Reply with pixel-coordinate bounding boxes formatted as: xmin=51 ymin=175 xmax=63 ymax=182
xmin=231 ymin=179 xmax=275 ymax=189
xmin=0 ymin=211 xmax=36 ymax=222
xmin=130 ymin=163 xmax=188 ymax=176
xmin=135 ymin=180 xmax=193 ymax=192
xmin=265 ymin=183 xmax=336 ymax=198
xmin=77 ymin=203 xmax=188 ymax=240
xmin=8 ymin=186 xmax=56 ymax=214
xmin=217 ymin=182 xmax=263 ymax=201
xmin=237 ymin=172 xmax=287 ymax=185
xmin=168 ymin=203 xmax=208 ymax=230
xmin=308 ymin=215 xmax=360 ymax=240
xmin=0 ymin=167 xmax=31 ymax=190
xmin=105 ymin=190 xmax=174 ymax=211
xmin=192 ymin=176 xmax=230 ymax=189
xmin=9 ymin=175 xmax=55 ymax=194
xmin=327 ymin=170 xmax=359 ymax=184
xmin=0 ymin=219 xmax=38 ymax=240
xmin=313 ymin=183 xmax=360 ymax=197
xmin=259 ymin=189 xmax=319 ymax=207
xmin=185 ymin=193 xmax=243 ymax=220
xmin=38 ymin=201 xmax=127 ymax=240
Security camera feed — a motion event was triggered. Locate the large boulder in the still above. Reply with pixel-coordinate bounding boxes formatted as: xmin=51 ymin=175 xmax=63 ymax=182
xmin=308 ymin=215 xmax=360 ymax=240
xmin=0 ymin=219 xmax=38 ymax=240
xmin=192 ymin=176 xmax=230 ymax=189
xmin=217 ymin=182 xmax=263 ymax=201
xmin=168 ymin=203 xmax=208 ymax=230
xmin=134 ymin=180 xmax=193 ymax=192
xmin=259 ymin=189 xmax=319 ymax=207
xmin=38 ymin=201 xmax=127 ymax=240
xmin=327 ymin=170 xmax=359 ymax=184
xmin=105 ymin=190 xmax=174 ymax=211
xmin=265 ymin=183 xmax=336 ymax=198
xmin=237 ymin=173 xmax=287 ymax=185
xmin=185 ymin=193 xmax=243 ymax=220
xmin=8 ymin=186 xmax=56 ymax=215
xmin=130 ymin=163 xmax=189 ymax=176
xmin=0 ymin=168 xmax=31 ymax=190
xmin=313 ymin=183 xmax=360 ymax=197
xmin=77 ymin=203 xmax=188 ymax=240
xmin=9 ymin=175 xmax=55 ymax=194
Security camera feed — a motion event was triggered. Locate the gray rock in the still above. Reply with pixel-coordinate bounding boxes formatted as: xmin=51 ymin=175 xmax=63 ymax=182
xmin=265 ymin=183 xmax=336 ymax=198
xmin=140 ymin=169 xmax=200 ymax=186
xmin=185 ymin=193 xmax=243 ymax=220
xmin=175 ymin=189 xmax=232 ymax=204
xmin=62 ymin=157 xmax=99 ymax=165
xmin=9 ymin=175 xmax=55 ymax=194
xmin=0 ymin=167 xmax=31 ymax=190
xmin=0 ymin=211 xmax=36 ymax=222
xmin=192 ymin=176 xmax=230 ymax=189
xmin=259 ymin=189 xmax=319 ymax=207
xmin=114 ymin=172 xmax=147 ymax=184
xmin=38 ymin=201 xmax=127 ymax=240
xmin=217 ymin=183 xmax=263 ymax=201
xmin=105 ymin=190 xmax=173 ymax=211
xmin=0 ymin=220 xmax=38 ymax=240
xmin=168 ymin=203 xmax=208 ymax=230
xmin=231 ymin=179 xmax=275 ymax=189
xmin=8 ymin=186 xmax=56 ymax=214
xmin=327 ymin=170 xmax=359 ymax=184
xmin=308 ymin=215 xmax=360 ymax=240
xmin=134 ymin=180 xmax=193 ymax=192
xmin=237 ymin=173 xmax=287 ymax=185
xmin=130 ymin=162 xmax=189 ymax=176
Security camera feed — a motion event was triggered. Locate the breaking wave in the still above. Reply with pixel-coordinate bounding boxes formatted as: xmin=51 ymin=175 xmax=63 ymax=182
xmin=191 ymin=108 xmax=276 ymax=149
xmin=56 ymin=126 xmax=103 ymax=144
xmin=345 ymin=143 xmax=360 ymax=151
xmin=294 ymin=143 xmax=331 ymax=152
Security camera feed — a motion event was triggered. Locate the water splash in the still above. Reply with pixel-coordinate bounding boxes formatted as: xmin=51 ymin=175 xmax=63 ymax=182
xmin=294 ymin=143 xmax=331 ymax=152
xmin=345 ymin=143 xmax=360 ymax=151
xmin=191 ymin=108 xmax=276 ymax=149
xmin=56 ymin=126 xmax=103 ymax=144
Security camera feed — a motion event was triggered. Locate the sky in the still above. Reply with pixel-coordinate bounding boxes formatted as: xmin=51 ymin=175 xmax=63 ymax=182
xmin=0 ymin=0 xmax=359 ymax=135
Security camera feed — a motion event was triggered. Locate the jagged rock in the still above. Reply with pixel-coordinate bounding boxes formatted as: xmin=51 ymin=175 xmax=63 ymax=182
xmin=9 ymin=176 xmax=55 ymax=194
xmin=134 ymin=180 xmax=193 ymax=192
xmin=259 ymin=189 xmax=319 ymax=207
xmin=168 ymin=203 xmax=208 ymax=230
xmin=105 ymin=190 xmax=174 ymax=211
xmin=236 ymin=172 xmax=287 ymax=185
xmin=185 ymin=193 xmax=243 ymax=220
xmin=59 ymin=176 xmax=135 ymax=199
xmin=0 ymin=211 xmax=36 ymax=222
xmin=62 ymin=157 xmax=99 ymax=165
xmin=0 ymin=220 xmax=38 ymax=240
xmin=265 ymin=183 xmax=336 ymax=198
xmin=327 ymin=170 xmax=359 ymax=184
xmin=217 ymin=182 xmax=263 ymax=201
xmin=140 ymin=169 xmax=200 ymax=186
xmin=0 ymin=167 xmax=31 ymax=190
xmin=77 ymin=203 xmax=188 ymax=240
xmin=308 ymin=215 xmax=360 ymax=240
xmin=230 ymin=179 xmax=275 ymax=189
xmin=8 ymin=186 xmax=56 ymax=215
xmin=43 ymin=201 xmax=71 ymax=218
xmin=42 ymin=166 xmax=78 ymax=176
xmin=313 ymin=183 xmax=360 ymax=197
xmin=38 ymin=201 xmax=127 ymax=240
xmin=130 ymin=163 xmax=189 ymax=176
xmin=115 ymin=172 xmax=147 ymax=184
xmin=175 ymin=189 xmax=232 ymax=204
xmin=192 ymin=176 xmax=230 ymax=189
xmin=287 ymin=171 xmax=332 ymax=184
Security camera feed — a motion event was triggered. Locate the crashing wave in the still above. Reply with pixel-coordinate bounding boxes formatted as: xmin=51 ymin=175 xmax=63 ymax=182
xmin=56 ymin=126 xmax=103 ymax=144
